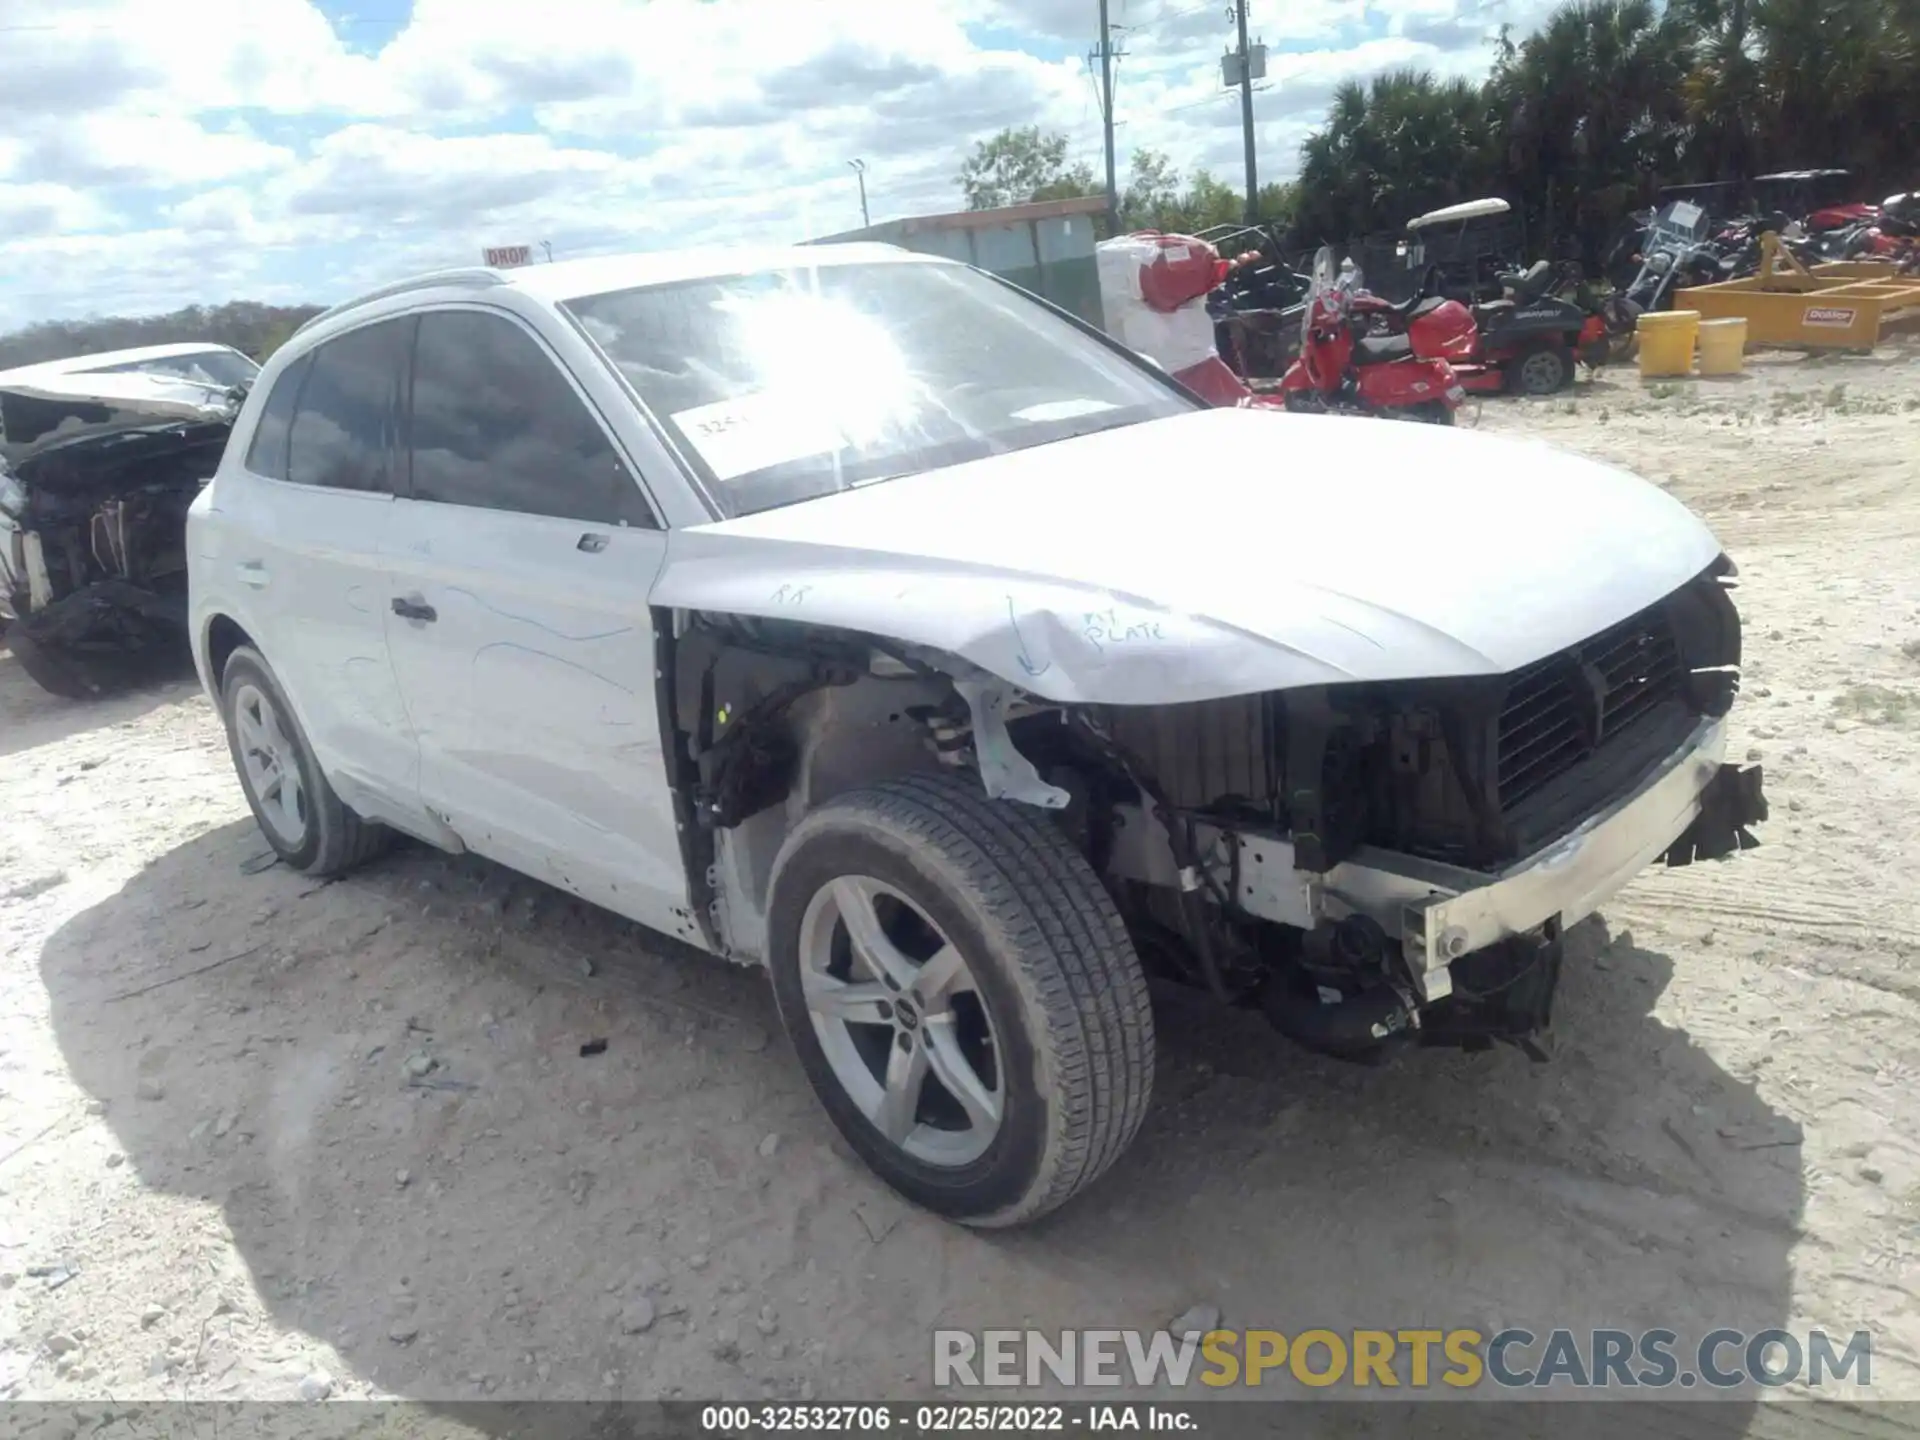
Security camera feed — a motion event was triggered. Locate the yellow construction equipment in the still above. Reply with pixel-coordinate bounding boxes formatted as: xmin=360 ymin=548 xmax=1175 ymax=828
xmin=1674 ymin=233 xmax=1920 ymax=348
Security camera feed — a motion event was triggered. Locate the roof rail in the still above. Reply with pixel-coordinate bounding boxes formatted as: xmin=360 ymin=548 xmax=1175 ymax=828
xmin=294 ymin=268 xmax=512 ymax=336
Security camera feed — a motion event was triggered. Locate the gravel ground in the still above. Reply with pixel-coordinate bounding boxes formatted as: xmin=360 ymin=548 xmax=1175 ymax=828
xmin=2 ymin=343 xmax=1918 ymax=1425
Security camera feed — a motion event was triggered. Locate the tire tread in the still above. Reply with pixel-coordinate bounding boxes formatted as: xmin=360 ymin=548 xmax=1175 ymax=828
xmin=810 ymin=773 xmax=1154 ymax=1227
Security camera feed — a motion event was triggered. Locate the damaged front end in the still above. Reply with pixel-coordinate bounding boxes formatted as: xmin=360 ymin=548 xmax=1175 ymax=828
xmin=1 ymin=363 xmax=245 ymax=697
xmin=1083 ymin=555 xmax=1766 ymax=1061
xmin=659 ymin=554 xmax=1766 ymax=1066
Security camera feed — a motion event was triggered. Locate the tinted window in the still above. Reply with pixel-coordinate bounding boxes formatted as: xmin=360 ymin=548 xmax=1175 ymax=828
xmin=408 ymin=310 xmax=646 ymax=525
xmin=287 ymin=318 xmax=411 ymax=492
xmin=243 ymin=353 xmax=309 ymax=480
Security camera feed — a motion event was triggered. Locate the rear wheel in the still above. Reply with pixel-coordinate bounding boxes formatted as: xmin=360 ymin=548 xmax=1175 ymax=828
xmin=1513 ymin=342 xmax=1572 ymax=395
xmin=765 ymin=774 xmax=1155 ymax=1228
xmin=1405 ymin=401 xmax=1456 ymax=425
xmin=219 ymin=645 xmax=392 ymax=875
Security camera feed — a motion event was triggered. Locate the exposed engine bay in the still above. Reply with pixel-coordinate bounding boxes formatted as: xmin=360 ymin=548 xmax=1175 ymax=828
xmin=0 ymin=346 xmax=252 ymax=698
xmin=658 ymin=554 xmax=1767 ymax=1063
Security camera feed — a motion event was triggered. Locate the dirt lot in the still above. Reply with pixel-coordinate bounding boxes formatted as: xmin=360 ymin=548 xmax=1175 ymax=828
xmin=3 ymin=344 xmax=1919 ymax=1420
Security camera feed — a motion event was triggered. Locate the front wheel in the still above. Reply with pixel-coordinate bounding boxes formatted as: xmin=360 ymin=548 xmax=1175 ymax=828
xmin=764 ymin=774 xmax=1155 ymax=1228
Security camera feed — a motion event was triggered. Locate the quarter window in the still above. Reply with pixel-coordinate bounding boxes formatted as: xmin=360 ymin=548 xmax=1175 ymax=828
xmin=242 ymin=353 xmax=309 ymax=481
xmin=286 ymin=318 xmax=411 ymax=492
xmin=407 ymin=310 xmax=646 ymax=526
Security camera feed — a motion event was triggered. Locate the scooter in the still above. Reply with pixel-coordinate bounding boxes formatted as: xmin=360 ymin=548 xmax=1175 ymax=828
xmin=1276 ymin=247 xmax=1468 ymax=424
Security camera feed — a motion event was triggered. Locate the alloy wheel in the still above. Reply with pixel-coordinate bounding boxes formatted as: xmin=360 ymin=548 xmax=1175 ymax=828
xmin=797 ymin=875 xmax=1004 ymax=1167
xmin=232 ymin=682 xmax=309 ymax=848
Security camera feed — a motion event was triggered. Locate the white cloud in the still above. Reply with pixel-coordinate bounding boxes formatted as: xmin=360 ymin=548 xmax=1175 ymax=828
xmin=0 ymin=0 xmax=1543 ymax=331
xmin=0 ymin=183 xmax=114 ymax=240
xmin=8 ymin=114 xmax=293 ymax=189
xmin=0 ymin=0 xmax=390 ymax=116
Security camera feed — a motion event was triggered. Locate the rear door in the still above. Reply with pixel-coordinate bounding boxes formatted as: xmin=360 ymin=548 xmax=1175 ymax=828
xmin=381 ymin=306 xmax=687 ymax=930
xmin=216 ymin=317 xmax=425 ymax=824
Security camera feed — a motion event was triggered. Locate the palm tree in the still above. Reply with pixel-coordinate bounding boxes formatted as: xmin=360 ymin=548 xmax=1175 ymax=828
xmin=1488 ymin=0 xmax=1695 ymax=257
xmin=1295 ymin=71 xmax=1498 ymax=243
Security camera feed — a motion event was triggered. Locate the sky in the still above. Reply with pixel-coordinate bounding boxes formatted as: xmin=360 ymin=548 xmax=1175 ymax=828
xmin=0 ymin=0 xmax=1559 ymax=332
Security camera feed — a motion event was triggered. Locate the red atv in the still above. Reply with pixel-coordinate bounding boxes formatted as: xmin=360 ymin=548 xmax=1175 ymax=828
xmin=1277 ymin=248 xmax=1469 ymax=423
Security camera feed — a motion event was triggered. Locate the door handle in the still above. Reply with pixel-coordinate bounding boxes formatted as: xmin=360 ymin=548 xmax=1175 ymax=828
xmin=236 ymin=561 xmax=268 ymax=589
xmin=391 ymin=596 xmax=437 ymax=623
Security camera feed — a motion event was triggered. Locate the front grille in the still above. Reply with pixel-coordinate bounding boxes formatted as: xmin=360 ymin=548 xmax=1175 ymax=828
xmin=1496 ymin=605 xmax=1683 ymax=809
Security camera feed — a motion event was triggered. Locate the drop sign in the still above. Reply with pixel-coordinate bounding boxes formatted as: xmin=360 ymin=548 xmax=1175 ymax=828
xmin=484 ymin=245 xmax=534 ymax=268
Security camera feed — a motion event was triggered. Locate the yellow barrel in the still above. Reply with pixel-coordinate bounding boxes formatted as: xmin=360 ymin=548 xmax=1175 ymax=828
xmin=1636 ymin=309 xmax=1700 ymax=379
xmin=1696 ymin=317 xmax=1748 ymax=375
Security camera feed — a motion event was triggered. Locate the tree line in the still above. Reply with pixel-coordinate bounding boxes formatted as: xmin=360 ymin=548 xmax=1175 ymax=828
xmin=0 ymin=300 xmax=323 ymax=373
xmin=960 ymin=0 xmax=1919 ymax=261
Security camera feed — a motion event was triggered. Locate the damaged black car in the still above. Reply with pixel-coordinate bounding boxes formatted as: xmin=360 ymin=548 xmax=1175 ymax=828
xmin=0 ymin=343 xmax=255 ymax=698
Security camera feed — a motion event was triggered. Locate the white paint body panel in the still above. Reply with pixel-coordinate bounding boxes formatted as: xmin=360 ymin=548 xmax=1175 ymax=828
xmin=190 ymin=478 xmax=426 ymax=828
xmin=0 ymin=369 xmax=233 ymax=421
xmin=381 ymin=501 xmax=683 ymax=931
xmin=658 ymin=405 xmax=1723 ymax=705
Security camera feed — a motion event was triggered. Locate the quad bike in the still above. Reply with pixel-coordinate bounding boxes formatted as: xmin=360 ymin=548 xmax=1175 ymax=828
xmin=1276 ymin=247 xmax=1467 ymax=424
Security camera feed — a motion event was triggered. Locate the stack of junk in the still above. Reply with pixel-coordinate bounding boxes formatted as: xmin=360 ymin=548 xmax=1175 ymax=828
xmin=1095 ymin=232 xmax=1281 ymax=408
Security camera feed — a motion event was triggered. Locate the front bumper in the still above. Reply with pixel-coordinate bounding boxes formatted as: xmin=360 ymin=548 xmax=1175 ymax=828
xmin=1356 ymin=715 xmax=1764 ymax=999
xmin=1110 ymin=714 xmax=1766 ymax=1002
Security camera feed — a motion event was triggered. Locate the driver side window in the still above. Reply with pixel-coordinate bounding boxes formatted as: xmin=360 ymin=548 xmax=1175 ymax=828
xmin=406 ymin=310 xmax=656 ymax=528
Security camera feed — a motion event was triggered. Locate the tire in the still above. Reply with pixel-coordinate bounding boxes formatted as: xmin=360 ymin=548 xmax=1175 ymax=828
xmin=1406 ymin=400 xmax=1457 ymax=426
xmin=1513 ymin=342 xmax=1572 ymax=395
xmin=219 ymin=645 xmax=392 ymax=875
xmin=6 ymin=631 xmax=101 ymax=700
xmin=765 ymin=773 xmax=1155 ymax=1228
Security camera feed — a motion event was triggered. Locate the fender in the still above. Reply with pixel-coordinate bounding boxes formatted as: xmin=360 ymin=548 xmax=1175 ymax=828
xmin=1356 ymin=358 xmax=1461 ymax=412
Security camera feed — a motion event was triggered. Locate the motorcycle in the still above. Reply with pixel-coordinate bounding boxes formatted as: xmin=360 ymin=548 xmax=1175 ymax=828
xmin=1546 ymin=260 xmax=1639 ymax=366
xmin=1276 ymin=247 xmax=1468 ymax=424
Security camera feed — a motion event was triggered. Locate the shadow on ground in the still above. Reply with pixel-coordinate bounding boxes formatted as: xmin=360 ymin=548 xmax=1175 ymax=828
xmin=37 ymin=820 xmax=1800 ymax=1427
xmin=0 ymin=644 xmax=201 ymax=762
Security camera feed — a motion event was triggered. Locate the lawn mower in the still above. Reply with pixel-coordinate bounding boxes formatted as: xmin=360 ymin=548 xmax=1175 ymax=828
xmin=1397 ymin=199 xmax=1611 ymax=394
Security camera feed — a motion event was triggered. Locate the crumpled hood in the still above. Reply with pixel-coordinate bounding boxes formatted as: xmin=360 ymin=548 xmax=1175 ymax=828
xmin=656 ymin=406 xmax=1724 ymax=705
xmin=0 ymin=370 xmax=238 ymax=480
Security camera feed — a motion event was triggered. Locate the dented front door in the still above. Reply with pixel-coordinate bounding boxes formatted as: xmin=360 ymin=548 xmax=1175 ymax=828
xmin=380 ymin=307 xmax=688 ymax=932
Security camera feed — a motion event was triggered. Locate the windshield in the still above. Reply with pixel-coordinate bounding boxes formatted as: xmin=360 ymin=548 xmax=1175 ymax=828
xmin=563 ymin=261 xmax=1193 ymax=520
xmin=78 ymin=349 xmax=259 ymax=389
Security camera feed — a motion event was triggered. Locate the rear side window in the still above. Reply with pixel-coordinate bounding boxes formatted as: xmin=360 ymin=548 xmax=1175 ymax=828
xmin=286 ymin=318 xmax=411 ymax=492
xmin=407 ymin=310 xmax=649 ymax=526
xmin=242 ymin=354 xmax=309 ymax=480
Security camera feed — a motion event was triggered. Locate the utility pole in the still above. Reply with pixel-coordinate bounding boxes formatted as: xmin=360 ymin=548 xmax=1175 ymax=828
xmin=1233 ymin=0 xmax=1258 ymax=222
xmin=848 ymin=158 xmax=870 ymax=228
xmin=1094 ymin=0 xmax=1119 ymax=231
